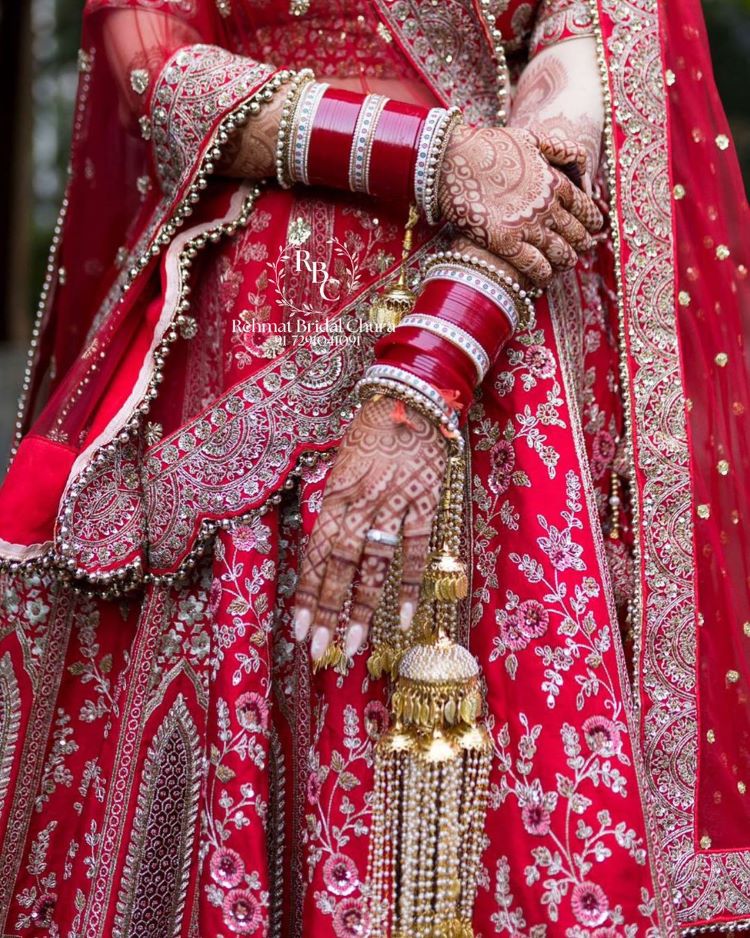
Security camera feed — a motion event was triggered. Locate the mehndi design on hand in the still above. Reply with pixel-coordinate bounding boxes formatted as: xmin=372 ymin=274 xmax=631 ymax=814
xmin=294 ymin=396 xmax=448 ymax=661
xmin=437 ymin=124 xmax=602 ymax=287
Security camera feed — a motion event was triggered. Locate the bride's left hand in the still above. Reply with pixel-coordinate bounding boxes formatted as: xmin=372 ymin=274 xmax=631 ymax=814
xmin=293 ymin=395 xmax=448 ymax=662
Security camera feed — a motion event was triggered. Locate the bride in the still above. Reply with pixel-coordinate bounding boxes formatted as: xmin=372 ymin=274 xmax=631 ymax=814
xmin=0 ymin=0 xmax=748 ymax=934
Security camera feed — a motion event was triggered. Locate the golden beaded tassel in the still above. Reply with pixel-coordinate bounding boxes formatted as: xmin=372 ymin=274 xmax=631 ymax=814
xmin=368 ymin=204 xmax=420 ymax=329
xmin=366 ymin=449 xmax=491 ymax=938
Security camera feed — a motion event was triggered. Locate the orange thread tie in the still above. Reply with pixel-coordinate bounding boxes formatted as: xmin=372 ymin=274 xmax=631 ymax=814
xmin=438 ymin=388 xmax=462 ymax=413
xmin=391 ymin=399 xmax=418 ymax=430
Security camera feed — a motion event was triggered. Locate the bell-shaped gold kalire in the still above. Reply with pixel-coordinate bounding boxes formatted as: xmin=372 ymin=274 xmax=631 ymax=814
xmin=366 ymin=448 xmax=492 ymax=938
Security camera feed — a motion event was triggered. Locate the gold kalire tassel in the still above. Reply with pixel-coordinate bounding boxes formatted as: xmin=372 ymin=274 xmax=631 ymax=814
xmin=366 ymin=451 xmax=491 ymax=938
xmin=368 ymin=204 xmax=420 ymax=329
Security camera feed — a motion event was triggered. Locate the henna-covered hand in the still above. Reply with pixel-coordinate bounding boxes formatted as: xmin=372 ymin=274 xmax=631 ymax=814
xmin=511 ymin=39 xmax=605 ymax=198
xmin=438 ymin=123 xmax=602 ymax=288
xmin=293 ymin=396 xmax=448 ymax=662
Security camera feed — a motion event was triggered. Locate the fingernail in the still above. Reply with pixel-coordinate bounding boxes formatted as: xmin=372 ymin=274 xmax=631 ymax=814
xmin=344 ymin=624 xmax=365 ymax=658
xmin=310 ymin=628 xmax=329 ymax=661
xmin=400 ymin=602 xmax=415 ymax=630
xmin=294 ymin=608 xmax=312 ymax=641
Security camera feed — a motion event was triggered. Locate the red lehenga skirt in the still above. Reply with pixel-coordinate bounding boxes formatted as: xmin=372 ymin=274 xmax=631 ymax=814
xmin=0 ymin=182 xmax=676 ymax=936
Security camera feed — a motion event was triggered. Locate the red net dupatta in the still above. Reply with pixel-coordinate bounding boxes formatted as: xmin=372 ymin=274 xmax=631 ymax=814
xmin=594 ymin=0 xmax=750 ymax=927
xmin=0 ymin=2 xmax=285 ymax=561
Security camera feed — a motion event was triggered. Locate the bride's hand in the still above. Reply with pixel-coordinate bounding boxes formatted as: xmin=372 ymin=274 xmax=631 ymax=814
xmin=293 ymin=396 xmax=448 ymax=662
xmin=438 ymin=124 xmax=603 ymax=287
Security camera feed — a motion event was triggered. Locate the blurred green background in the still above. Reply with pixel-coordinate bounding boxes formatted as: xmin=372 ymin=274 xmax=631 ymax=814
xmin=0 ymin=0 xmax=748 ymax=461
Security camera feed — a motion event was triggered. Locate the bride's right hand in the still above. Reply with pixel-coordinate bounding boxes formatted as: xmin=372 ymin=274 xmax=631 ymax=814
xmin=438 ymin=124 xmax=603 ymax=288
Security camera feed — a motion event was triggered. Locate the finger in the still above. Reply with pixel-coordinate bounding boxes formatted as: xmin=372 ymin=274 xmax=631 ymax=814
xmin=310 ymin=499 xmax=380 ymax=660
xmin=398 ymin=530 xmax=432 ymax=631
xmin=537 ymin=132 xmax=587 ymax=173
xmin=294 ymin=499 xmax=348 ymax=640
xmin=550 ymin=204 xmax=595 ymax=254
xmin=346 ymin=548 xmax=399 ymax=658
xmin=536 ymin=133 xmax=588 ymax=185
xmin=554 ymin=171 xmax=603 ymax=233
xmin=525 ymin=224 xmax=578 ymax=271
xmin=309 ymin=554 xmax=359 ymax=660
xmin=501 ymin=241 xmax=553 ymax=289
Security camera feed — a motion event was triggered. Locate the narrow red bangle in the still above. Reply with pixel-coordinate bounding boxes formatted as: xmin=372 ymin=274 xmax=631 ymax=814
xmin=306 ymin=89 xmax=363 ymax=189
xmin=301 ymin=87 xmax=434 ymax=202
xmin=372 ymin=264 xmax=520 ymax=423
xmin=368 ymin=101 xmax=427 ymax=202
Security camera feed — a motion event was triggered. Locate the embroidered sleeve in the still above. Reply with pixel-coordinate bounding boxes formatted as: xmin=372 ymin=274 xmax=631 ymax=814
xmin=99 ymin=10 xmax=279 ymax=197
xmin=147 ymin=44 xmax=275 ymax=196
xmin=529 ymin=0 xmax=595 ymax=57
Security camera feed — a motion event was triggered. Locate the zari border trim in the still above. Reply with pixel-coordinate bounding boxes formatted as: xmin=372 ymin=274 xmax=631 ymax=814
xmin=80 ymin=587 xmax=173 ymax=937
xmin=548 ymin=275 xmax=679 ymax=936
xmin=589 ymin=0 xmax=750 ymax=928
xmin=113 ymin=694 xmax=201 ymax=938
xmin=585 ymin=0 xmax=645 ymax=710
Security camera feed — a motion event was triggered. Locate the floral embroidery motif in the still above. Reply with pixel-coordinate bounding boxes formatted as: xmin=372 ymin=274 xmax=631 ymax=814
xmin=201 ymin=527 xmax=275 ymax=934
xmin=490 ymin=713 xmax=650 ymax=932
xmin=306 ymin=703 xmax=372 ymax=932
xmin=14 ymin=822 xmax=59 ymax=931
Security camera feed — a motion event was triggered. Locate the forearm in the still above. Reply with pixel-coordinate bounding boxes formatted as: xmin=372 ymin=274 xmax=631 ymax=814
xmin=510 ymin=36 xmax=604 ymax=181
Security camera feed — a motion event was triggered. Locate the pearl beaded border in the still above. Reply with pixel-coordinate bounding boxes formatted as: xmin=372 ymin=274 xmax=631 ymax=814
xmin=398 ymin=313 xmax=491 ymax=383
xmin=3 ymin=69 xmax=302 ymax=592
xmin=426 ymin=251 xmax=539 ymax=330
xmin=274 ymin=68 xmax=315 ymax=189
xmin=477 ymin=0 xmax=510 ymax=124
xmin=414 ymin=107 xmax=449 ymax=215
xmin=10 ymin=48 xmax=98 ymax=464
xmin=418 ymin=107 xmax=463 ymax=225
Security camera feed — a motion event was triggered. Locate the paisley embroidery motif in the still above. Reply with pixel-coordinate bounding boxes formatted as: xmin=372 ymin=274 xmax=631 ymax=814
xmin=114 ymin=694 xmax=201 ymax=938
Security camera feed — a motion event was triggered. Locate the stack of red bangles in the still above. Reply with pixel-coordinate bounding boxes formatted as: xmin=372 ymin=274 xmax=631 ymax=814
xmin=358 ymin=253 xmax=538 ymax=426
xmin=272 ymin=74 xmax=538 ymax=429
xmin=275 ymin=74 xmax=462 ymax=223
